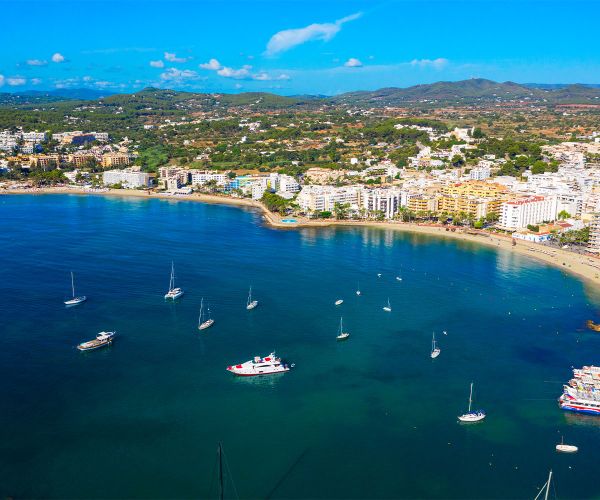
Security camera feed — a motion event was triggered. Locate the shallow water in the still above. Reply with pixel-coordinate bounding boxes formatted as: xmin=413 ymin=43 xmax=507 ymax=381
xmin=0 ymin=194 xmax=599 ymax=498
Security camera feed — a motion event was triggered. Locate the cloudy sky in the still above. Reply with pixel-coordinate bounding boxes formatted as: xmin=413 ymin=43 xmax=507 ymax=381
xmin=1 ymin=0 xmax=599 ymax=95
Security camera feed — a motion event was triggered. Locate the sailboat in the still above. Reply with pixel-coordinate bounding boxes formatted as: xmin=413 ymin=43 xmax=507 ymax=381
xmin=64 ymin=271 xmax=87 ymax=306
xmin=555 ymin=436 xmax=578 ymax=453
xmin=198 ymin=298 xmax=214 ymax=330
xmin=336 ymin=317 xmax=350 ymax=341
xmin=246 ymin=286 xmax=258 ymax=310
xmin=164 ymin=261 xmax=183 ymax=300
xmin=533 ymin=470 xmax=553 ymax=500
xmin=458 ymin=382 xmax=486 ymax=422
xmin=431 ymin=332 xmax=441 ymax=358
xmin=335 ymin=298 xmax=344 ymax=306
xmin=395 ymin=274 xmax=402 ymax=281
xmin=356 ymin=282 xmax=361 ymax=296
xmin=383 ymin=298 xmax=391 ymax=312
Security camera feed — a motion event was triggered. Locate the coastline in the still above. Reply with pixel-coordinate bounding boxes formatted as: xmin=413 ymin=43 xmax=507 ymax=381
xmin=3 ymin=186 xmax=600 ymax=289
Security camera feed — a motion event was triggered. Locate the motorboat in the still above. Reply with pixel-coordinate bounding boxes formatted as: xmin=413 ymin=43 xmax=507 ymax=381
xmin=226 ymin=352 xmax=293 ymax=376
xmin=77 ymin=331 xmax=115 ymax=351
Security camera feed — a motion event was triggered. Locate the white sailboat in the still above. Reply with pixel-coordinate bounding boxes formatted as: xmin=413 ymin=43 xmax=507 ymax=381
xmin=458 ymin=382 xmax=486 ymax=422
xmin=336 ymin=317 xmax=350 ymax=341
xmin=335 ymin=299 xmax=344 ymax=306
xmin=555 ymin=436 xmax=578 ymax=453
xmin=395 ymin=275 xmax=402 ymax=281
xmin=383 ymin=298 xmax=391 ymax=312
xmin=356 ymin=282 xmax=361 ymax=296
xmin=164 ymin=261 xmax=183 ymax=300
xmin=246 ymin=286 xmax=258 ymax=310
xmin=198 ymin=298 xmax=214 ymax=330
xmin=64 ymin=271 xmax=87 ymax=306
xmin=431 ymin=332 xmax=441 ymax=359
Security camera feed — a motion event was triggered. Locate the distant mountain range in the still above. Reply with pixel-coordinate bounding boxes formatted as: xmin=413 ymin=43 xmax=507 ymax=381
xmin=2 ymin=79 xmax=600 ymax=109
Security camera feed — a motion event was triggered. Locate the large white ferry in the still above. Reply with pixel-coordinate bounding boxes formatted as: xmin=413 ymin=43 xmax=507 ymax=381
xmin=559 ymin=365 xmax=600 ymax=416
xmin=226 ymin=353 xmax=293 ymax=377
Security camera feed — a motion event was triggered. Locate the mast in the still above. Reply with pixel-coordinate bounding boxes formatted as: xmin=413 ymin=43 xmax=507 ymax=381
xmin=468 ymin=383 xmax=473 ymax=412
xmin=71 ymin=271 xmax=75 ymax=298
xmin=340 ymin=317 xmax=343 ymax=334
xmin=432 ymin=332 xmax=435 ymax=350
xmin=218 ymin=442 xmax=224 ymax=500
xmin=199 ymin=298 xmax=204 ymax=324
xmin=248 ymin=286 xmax=252 ymax=305
xmin=544 ymin=470 xmax=552 ymax=500
xmin=170 ymin=261 xmax=175 ymax=290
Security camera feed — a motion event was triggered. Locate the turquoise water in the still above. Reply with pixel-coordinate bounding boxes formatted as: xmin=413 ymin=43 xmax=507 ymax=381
xmin=1 ymin=194 xmax=599 ymax=499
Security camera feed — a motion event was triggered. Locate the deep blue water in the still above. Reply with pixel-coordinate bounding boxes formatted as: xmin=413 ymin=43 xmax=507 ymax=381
xmin=0 ymin=194 xmax=599 ymax=499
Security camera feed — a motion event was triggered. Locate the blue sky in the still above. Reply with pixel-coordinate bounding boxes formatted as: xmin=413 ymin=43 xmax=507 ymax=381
xmin=1 ymin=0 xmax=599 ymax=95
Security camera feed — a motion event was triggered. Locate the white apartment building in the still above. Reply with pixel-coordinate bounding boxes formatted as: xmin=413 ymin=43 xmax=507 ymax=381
xmin=361 ymin=188 xmax=402 ymax=219
xmin=103 ymin=169 xmax=150 ymax=188
xmin=469 ymin=163 xmax=491 ymax=181
xmin=296 ymin=185 xmax=361 ymax=213
xmin=278 ymin=175 xmax=300 ymax=194
xmin=589 ymin=213 xmax=600 ymax=253
xmin=190 ymin=170 xmax=227 ymax=186
xmin=499 ymin=195 xmax=558 ymax=230
xmin=22 ymin=131 xmax=47 ymax=142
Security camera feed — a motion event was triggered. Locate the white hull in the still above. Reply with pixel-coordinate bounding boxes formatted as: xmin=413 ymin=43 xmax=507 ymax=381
xmin=337 ymin=333 xmax=350 ymax=341
xmin=431 ymin=348 xmax=441 ymax=359
xmin=335 ymin=299 xmax=343 ymax=306
xmin=458 ymin=412 xmax=486 ymax=422
xmin=383 ymin=307 xmax=391 ymax=312
xmin=227 ymin=353 xmax=292 ymax=377
xmin=65 ymin=296 xmax=87 ymax=306
xmin=556 ymin=444 xmax=578 ymax=453
xmin=199 ymin=319 xmax=214 ymax=330
xmin=165 ymin=288 xmax=184 ymax=300
xmin=246 ymin=300 xmax=258 ymax=310
xmin=77 ymin=331 xmax=115 ymax=351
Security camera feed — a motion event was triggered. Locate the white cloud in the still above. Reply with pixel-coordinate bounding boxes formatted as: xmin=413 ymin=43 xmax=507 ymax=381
xmin=30 ymin=78 xmax=42 ymax=85
xmin=83 ymin=75 xmax=93 ymax=82
xmin=344 ymin=57 xmax=363 ymax=68
xmin=26 ymin=59 xmax=48 ymax=66
xmin=410 ymin=58 xmax=449 ymax=69
xmin=277 ymin=74 xmax=291 ymax=81
xmin=265 ymin=12 xmax=361 ymax=56
xmin=234 ymin=83 xmax=243 ymax=89
xmin=7 ymin=77 xmax=26 ymax=86
xmin=164 ymin=52 xmax=189 ymax=63
xmin=150 ymin=60 xmax=165 ymax=68
xmin=252 ymin=72 xmax=271 ymax=81
xmin=217 ymin=65 xmax=252 ymax=79
xmin=51 ymin=53 xmax=65 ymax=63
xmin=160 ymin=67 xmax=199 ymax=82
xmin=0 ymin=75 xmax=4 ymax=87
xmin=199 ymin=58 xmax=222 ymax=70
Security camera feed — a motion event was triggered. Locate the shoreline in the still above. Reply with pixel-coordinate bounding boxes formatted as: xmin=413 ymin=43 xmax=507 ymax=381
xmin=3 ymin=186 xmax=600 ymax=289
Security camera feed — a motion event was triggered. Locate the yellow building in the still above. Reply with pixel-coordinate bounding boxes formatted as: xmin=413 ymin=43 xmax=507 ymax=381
xmin=406 ymin=194 xmax=439 ymax=213
xmin=101 ymin=153 xmax=131 ymax=168
xmin=441 ymin=180 xmax=508 ymax=198
xmin=439 ymin=180 xmax=508 ymax=218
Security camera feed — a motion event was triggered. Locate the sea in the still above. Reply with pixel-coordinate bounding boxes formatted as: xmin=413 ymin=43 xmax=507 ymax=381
xmin=1 ymin=194 xmax=599 ymax=499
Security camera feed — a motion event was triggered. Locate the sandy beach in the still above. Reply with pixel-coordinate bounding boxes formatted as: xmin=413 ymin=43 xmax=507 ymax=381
xmin=3 ymin=185 xmax=600 ymax=289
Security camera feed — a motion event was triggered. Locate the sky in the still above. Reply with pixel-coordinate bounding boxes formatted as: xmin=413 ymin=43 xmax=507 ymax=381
xmin=1 ymin=0 xmax=599 ymax=96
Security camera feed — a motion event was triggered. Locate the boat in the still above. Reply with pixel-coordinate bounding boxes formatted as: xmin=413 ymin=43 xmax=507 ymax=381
xmin=586 ymin=320 xmax=600 ymax=332
xmin=77 ymin=331 xmax=115 ymax=351
xmin=335 ymin=299 xmax=344 ymax=306
xmin=558 ymin=365 xmax=600 ymax=415
xmin=533 ymin=470 xmax=553 ymax=500
xmin=246 ymin=286 xmax=258 ymax=310
xmin=64 ymin=271 xmax=87 ymax=306
xmin=336 ymin=317 xmax=350 ymax=341
xmin=377 ymin=273 xmax=382 ymax=278
xmin=198 ymin=298 xmax=214 ymax=330
xmin=431 ymin=332 xmax=441 ymax=359
xmin=164 ymin=261 xmax=184 ymax=300
xmin=383 ymin=298 xmax=391 ymax=312
xmin=458 ymin=382 xmax=486 ymax=422
xmin=226 ymin=352 xmax=293 ymax=376
xmin=555 ymin=436 xmax=578 ymax=453
xmin=356 ymin=282 xmax=361 ymax=296
xmin=395 ymin=276 xmax=402 ymax=282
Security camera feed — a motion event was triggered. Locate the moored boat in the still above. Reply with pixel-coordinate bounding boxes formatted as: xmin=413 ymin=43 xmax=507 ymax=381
xmin=64 ymin=271 xmax=87 ymax=306
xmin=226 ymin=352 xmax=293 ymax=376
xmin=335 ymin=299 xmax=344 ymax=306
xmin=556 ymin=437 xmax=578 ymax=453
xmin=77 ymin=331 xmax=115 ymax=351
xmin=431 ymin=332 xmax=441 ymax=359
xmin=164 ymin=261 xmax=184 ymax=300
xmin=383 ymin=298 xmax=391 ymax=312
xmin=559 ymin=365 xmax=600 ymax=416
xmin=458 ymin=382 xmax=486 ymax=422
xmin=198 ymin=298 xmax=214 ymax=330
xmin=246 ymin=286 xmax=258 ymax=310
xmin=336 ymin=317 xmax=350 ymax=341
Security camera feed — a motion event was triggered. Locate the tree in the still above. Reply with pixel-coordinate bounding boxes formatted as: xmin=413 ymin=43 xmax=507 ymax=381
xmin=334 ymin=202 xmax=350 ymax=220
xmin=451 ymin=155 xmax=465 ymax=168
xmin=558 ymin=210 xmax=571 ymax=220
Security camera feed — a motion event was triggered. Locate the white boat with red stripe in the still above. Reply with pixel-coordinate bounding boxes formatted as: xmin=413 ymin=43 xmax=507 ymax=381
xmin=227 ymin=352 xmax=293 ymax=377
